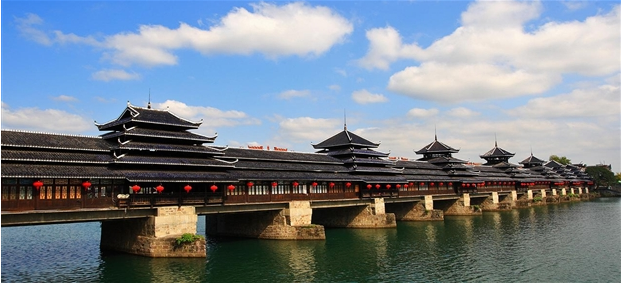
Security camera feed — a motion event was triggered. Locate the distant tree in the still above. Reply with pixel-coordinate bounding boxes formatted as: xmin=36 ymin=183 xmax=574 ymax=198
xmin=549 ymin=155 xmax=572 ymax=165
xmin=616 ymin=172 xmax=621 ymax=183
xmin=585 ymin=166 xmax=616 ymax=187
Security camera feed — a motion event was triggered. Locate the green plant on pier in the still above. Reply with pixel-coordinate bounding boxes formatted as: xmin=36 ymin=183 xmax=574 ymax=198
xmin=175 ymin=233 xmax=204 ymax=246
xmin=533 ymin=196 xmax=543 ymax=202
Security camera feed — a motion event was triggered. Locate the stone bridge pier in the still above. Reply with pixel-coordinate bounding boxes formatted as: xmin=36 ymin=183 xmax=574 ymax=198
xmin=205 ymin=201 xmax=325 ymax=240
xmin=385 ymin=196 xmax=444 ymax=221
xmin=481 ymin=191 xmax=516 ymax=211
xmin=435 ymin=194 xmax=482 ymax=216
xmin=100 ymin=206 xmax=205 ymax=258
xmin=312 ymin=198 xmax=396 ymax=228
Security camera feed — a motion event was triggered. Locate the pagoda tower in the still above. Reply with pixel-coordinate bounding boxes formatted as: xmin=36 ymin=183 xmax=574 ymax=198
xmin=480 ymin=140 xmax=515 ymax=165
xmin=94 ymin=102 xmax=234 ymax=184
xmin=312 ymin=125 xmax=400 ymax=174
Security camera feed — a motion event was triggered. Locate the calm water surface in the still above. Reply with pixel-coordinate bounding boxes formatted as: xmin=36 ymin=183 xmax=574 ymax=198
xmin=2 ymin=198 xmax=620 ymax=282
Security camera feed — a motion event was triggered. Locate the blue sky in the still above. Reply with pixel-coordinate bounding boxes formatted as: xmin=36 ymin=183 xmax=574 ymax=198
xmin=2 ymin=1 xmax=620 ymax=172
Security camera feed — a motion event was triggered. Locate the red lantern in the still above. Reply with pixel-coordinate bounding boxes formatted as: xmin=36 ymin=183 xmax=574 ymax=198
xmin=33 ymin=180 xmax=43 ymax=190
xmin=404 ymin=184 xmax=409 ymax=188
xmin=439 ymin=182 xmax=444 ymax=186
xmin=293 ymin=181 xmax=299 ymax=187
xmin=396 ymin=184 xmax=402 ymax=189
xmin=132 ymin=185 xmax=140 ymax=193
xmin=448 ymin=182 xmax=453 ymax=186
xmin=329 ymin=182 xmax=335 ymax=188
xmin=386 ymin=184 xmax=391 ymax=189
xmin=156 ymin=184 xmax=164 ymax=193
xmin=346 ymin=182 xmax=351 ymax=188
xmin=272 ymin=182 xmax=278 ymax=187
xmin=82 ymin=181 xmax=92 ymax=189
xmin=409 ymin=182 xmax=414 ymax=187
xmin=367 ymin=184 xmax=372 ymax=189
xmin=473 ymin=184 xmax=477 ymax=187
xmin=227 ymin=184 xmax=235 ymax=191
xmin=210 ymin=185 xmax=217 ymax=192
xmin=312 ymin=182 xmax=318 ymax=187
xmin=419 ymin=182 xmax=424 ymax=186
xmin=462 ymin=183 xmax=466 ymax=187
xmin=466 ymin=183 xmax=471 ymax=187
xmin=247 ymin=182 xmax=254 ymax=187
xmin=430 ymin=182 xmax=435 ymax=186
xmin=185 ymin=184 xmax=193 ymax=193
xmin=375 ymin=184 xmax=380 ymax=189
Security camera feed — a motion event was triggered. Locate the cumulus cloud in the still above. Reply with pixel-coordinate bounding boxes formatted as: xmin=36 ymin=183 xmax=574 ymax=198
xmin=507 ymin=83 xmax=621 ymax=119
xmin=152 ymin=100 xmax=261 ymax=129
xmin=92 ymin=69 xmax=141 ymax=82
xmin=278 ymin=89 xmax=311 ymax=100
xmin=51 ymin=95 xmax=78 ymax=102
xmin=447 ymin=107 xmax=480 ymax=118
xmin=407 ymin=107 xmax=439 ymax=119
xmin=357 ymin=1 xmax=620 ymax=103
xmin=17 ymin=2 xmax=353 ymax=68
xmin=277 ymin=116 xmax=341 ymax=143
xmin=1 ymin=102 xmax=92 ymax=133
xmin=387 ymin=62 xmax=560 ymax=103
xmin=351 ymin=89 xmax=388 ymax=104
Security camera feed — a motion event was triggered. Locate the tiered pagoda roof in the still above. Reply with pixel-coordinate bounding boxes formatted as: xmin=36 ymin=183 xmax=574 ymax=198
xmin=415 ymin=134 xmax=459 ymax=161
xmin=480 ymin=140 xmax=515 ymax=165
xmin=519 ymin=153 xmax=546 ymax=168
xmin=312 ymin=125 xmax=401 ymax=175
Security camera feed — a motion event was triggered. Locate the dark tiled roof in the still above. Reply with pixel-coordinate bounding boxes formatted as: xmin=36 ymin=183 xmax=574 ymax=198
xmin=519 ymin=154 xmax=545 ymax=165
xmin=415 ymin=136 xmax=459 ymax=155
xmin=223 ymin=148 xmax=343 ymax=164
xmin=480 ymin=142 xmax=515 ymax=158
xmin=114 ymin=142 xmax=225 ymax=155
xmin=112 ymin=155 xmax=236 ymax=168
xmin=96 ymin=104 xmax=202 ymax=131
xmin=233 ymin=160 xmax=349 ymax=173
xmin=121 ymin=170 xmax=230 ymax=182
xmin=312 ymin=129 xmax=379 ymax=149
xmin=1 ymin=130 xmax=110 ymax=152
xmin=1 ymin=150 xmax=113 ymax=163
xmin=101 ymin=128 xmax=215 ymax=143
xmin=229 ymin=170 xmax=355 ymax=181
xmin=323 ymin=148 xmax=389 ymax=157
xmin=1 ymin=164 xmax=120 ymax=178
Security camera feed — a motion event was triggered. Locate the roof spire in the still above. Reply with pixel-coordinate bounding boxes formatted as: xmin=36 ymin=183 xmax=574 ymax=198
xmin=147 ymin=88 xmax=151 ymax=109
xmin=494 ymin=133 xmax=498 ymax=147
xmin=434 ymin=125 xmax=437 ymax=141
xmin=344 ymin=109 xmax=347 ymax=131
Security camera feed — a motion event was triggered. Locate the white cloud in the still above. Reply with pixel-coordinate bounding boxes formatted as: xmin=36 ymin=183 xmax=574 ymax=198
xmin=328 ymin=84 xmax=341 ymax=91
xmin=388 ymin=62 xmax=560 ymax=103
xmin=276 ymin=116 xmax=341 ymax=143
xmin=278 ymin=89 xmax=311 ymax=100
xmin=1 ymin=102 xmax=92 ymax=133
xmin=507 ymin=83 xmax=621 ymax=119
xmin=15 ymin=13 xmax=52 ymax=46
xmin=17 ymin=3 xmax=353 ymax=67
xmin=92 ymin=69 xmax=141 ymax=82
xmin=357 ymin=1 xmax=620 ymax=103
xmin=447 ymin=107 xmax=480 ymax=118
xmin=51 ymin=95 xmax=78 ymax=102
xmin=151 ymin=100 xmax=261 ymax=130
xmin=351 ymin=89 xmax=388 ymax=104
xmin=407 ymin=107 xmax=439 ymax=119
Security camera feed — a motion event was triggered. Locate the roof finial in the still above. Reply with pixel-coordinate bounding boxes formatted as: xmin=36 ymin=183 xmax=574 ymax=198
xmin=147 ymin=88 xmax=151 ymax=109
xmin=434 ymin=125 xmax=437 ymax=141
xmin=494 ymin=133 xmax=498 ymax=147
xmin=344 ymin=109 xmax=347 ymax=131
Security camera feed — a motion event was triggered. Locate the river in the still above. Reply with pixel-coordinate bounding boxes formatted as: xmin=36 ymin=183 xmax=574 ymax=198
xmin=2 ymin=198 xmax=620 ymax=282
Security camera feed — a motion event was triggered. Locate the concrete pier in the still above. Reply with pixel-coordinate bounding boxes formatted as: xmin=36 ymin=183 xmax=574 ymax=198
xmin=205 ymin=201 xmax=325 ymax=240
xmin=100 ymin=206 xmax=205 ymax=257
xmin=313 ymin=198 xmax=397 ymax=228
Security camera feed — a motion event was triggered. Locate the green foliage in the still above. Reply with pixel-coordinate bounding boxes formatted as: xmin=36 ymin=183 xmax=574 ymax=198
xmin=549 ymin=155 xmax=572 ymax=165
xmin=175 ymin=233 xmax=204 ymax=246
xmin=533 ymin=196 xmax=543 ymax=202
xmin=585 ymin=166 xmax=616 ymax=187
xmin=567 ymin=193 xmax=579 ymax=198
